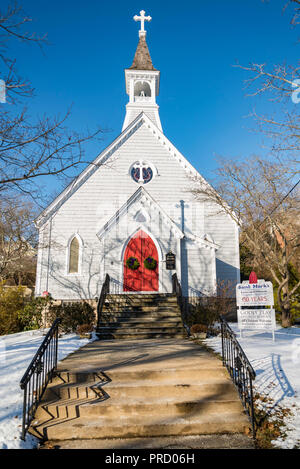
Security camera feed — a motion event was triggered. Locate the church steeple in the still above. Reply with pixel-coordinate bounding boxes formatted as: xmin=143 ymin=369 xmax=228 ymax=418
xmin=122 ymin=10 xmax=162 ymax=132
xmin=129 ymin=34 xmax=157 ymax=71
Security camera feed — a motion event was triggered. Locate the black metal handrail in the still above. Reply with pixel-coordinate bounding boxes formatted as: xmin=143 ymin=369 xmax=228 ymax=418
xmin=109 ymin=276 xmax=140 ymax=293
xmin=19 ymin=318 xmax=61 ymax=440
xmin=172 ymin=273 xmax=189 ymax=332
xmin=97 ymin=274 xmax=110 ymax=327
xmin=220 ymin=315 xmax=256 ymax=437
xmin=172 ymin=273 xmax=183 ymax=309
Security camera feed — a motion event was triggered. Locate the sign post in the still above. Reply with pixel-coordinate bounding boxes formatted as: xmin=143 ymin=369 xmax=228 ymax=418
xmin=236 ymin=274 xmax=276 ymax=341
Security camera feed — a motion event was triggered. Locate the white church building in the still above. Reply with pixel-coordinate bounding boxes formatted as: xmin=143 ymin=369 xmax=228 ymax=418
xmin=35 ymin=11 xmax=240 ymax=301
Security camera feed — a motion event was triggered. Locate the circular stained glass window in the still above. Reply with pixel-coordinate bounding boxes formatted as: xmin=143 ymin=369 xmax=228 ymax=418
xmin=130 ymin=162 xmax=154 ymax=184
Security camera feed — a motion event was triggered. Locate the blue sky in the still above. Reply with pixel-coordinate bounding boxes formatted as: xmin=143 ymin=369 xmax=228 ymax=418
xmin=5 ymin=0 xmax=299 ymax=197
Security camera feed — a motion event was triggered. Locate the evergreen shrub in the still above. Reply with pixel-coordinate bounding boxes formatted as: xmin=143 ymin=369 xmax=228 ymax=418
xmin=48 ymin=301 xmax=95 ymax=333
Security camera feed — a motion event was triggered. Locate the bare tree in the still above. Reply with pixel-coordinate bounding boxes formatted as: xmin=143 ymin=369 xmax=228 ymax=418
xmin=192 ymin=1 xmax=300 ymax=327
xmin=191 ymin=157 xmax=300 ymax=327
xmin=234 ymin=1 xmax=300 ymax=164
xmin=0 ymin=2 xmax=104 ymax=201
xmin=234 ymin=60 xmax=300 ymax=162
xmin=0 ymin=197 xmax=37 ymax=284
xmin=286 ymin=0 xmax=300 ymax=26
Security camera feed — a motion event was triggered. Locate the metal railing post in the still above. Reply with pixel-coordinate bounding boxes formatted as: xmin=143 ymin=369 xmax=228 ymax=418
xmin=19 ymin=318 xmax=61 ymax=440
xmin=219 ymin=315 xmax=256 ymax=439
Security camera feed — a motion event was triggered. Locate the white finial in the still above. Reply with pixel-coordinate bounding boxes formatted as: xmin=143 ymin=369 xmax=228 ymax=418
xmin=133 ymin=10 xmax=152 ymax=37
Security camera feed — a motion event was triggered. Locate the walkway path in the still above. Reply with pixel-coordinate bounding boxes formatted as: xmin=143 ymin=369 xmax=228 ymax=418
xmin=32 ymin=338 xmax=254 ymax=449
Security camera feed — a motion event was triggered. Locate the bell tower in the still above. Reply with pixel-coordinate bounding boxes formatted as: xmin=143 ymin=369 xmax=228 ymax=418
xmin=122 ymin=10 xmax=162 ymax=132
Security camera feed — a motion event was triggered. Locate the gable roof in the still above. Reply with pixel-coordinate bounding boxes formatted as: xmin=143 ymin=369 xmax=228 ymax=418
xmin=97 ymin=186 xmax=184 ymax=240
xmin=35 ymin=112 xmax=212 ymax=228
xmin=97 ymin=186 xmax=218 ymax=250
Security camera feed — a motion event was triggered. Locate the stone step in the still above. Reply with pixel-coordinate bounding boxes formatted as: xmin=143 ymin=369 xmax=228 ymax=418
xmin=100 ymin=320 xmax=183 ymax=327
xmin=45 ymin=382 xmax=105 ymax=401
xmin=98 ymin=323 xmax=183 ymax=330
xmin=35 ymin=396 xmax=97 ymax=420
xmin=100 ymin=290 xmax=183 ymax=341
xmin=104 ymin=367 xmax=226 ymax=382
xmin=97 ymin=326 xmax=184 ymax=334
xmin=46 ymin=380 xmax=236 ymax=402
xmin=99 ymin=321 xmax=183 ymax=329
xmin=102 ymin=312 xmax=179 ymax=317
xmin=52 ymin=371 xmax=109 ymax=386
xmin=104 ymin=304 xmax=180 ymax=310
xmin=103 ymin=381 xmax=236 ymax=400
xmin=97 ymin=332 xmax=186 ymax=340
xmin=97 ymin=323 xmax=185 ymax=335
xmin=29 ymin=340 xmax=251 ymax=445
xmin=42 ymin=434 xmax=255 ymax=449
xmin=101 ymin=313 xmax=181 ymax=319
xmin=102 ymin=305 xmax=181 ymax=313
xmin=41 ymin=411 xmax=250 ymax=440
xmin=80 ymin=398 xmax=243 ymax=419
xmin=99 ymin=316 xmax=182 ymax=327
xmin=37 ymin=397 xmax=243 ymax=422
xmin=103 ymin=300 xmax=179 ymax=309
xmin=104 ymin=300 xmax=179 ymax=307
xmin=53 ymin=360 xmax=226 ymax=383
xmin=54 ymin=366 xmax=227 ymax=387
xmin=107 ymin=294 xmax=176 ymax=300
xmin=101 ymin=310 xmax=182 ymax=318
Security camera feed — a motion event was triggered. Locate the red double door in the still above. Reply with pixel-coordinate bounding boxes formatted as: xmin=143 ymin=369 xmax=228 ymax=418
xmin=124 ymin=230 xmax=159 ymax=292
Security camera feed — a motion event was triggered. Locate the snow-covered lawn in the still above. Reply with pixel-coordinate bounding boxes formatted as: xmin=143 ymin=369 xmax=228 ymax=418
xmin=0 ymin=329 xmax=93 ymax=449
xmin=205 ymin=324 xmax=300 ymax=449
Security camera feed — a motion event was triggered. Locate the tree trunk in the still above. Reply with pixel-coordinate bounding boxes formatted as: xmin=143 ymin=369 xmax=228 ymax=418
xmin=278 ymin=267 xmax=292 ymax=328
xmin=281 ymin=307 xmax=292 ymax=328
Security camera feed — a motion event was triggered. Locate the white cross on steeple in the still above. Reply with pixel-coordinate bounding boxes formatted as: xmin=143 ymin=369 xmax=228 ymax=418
xmin=133 ymin=10 xmax=152 ymax=37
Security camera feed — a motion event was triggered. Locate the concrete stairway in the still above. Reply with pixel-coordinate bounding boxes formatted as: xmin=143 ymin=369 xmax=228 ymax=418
xmin=96 ymin=293 xmax=187 ymax=340
xmin=30 ymin=340 xmax=251 ymax=446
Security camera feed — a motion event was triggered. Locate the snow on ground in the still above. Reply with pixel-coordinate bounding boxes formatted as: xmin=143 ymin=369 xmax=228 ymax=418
xmin=0 ymin=328 xmax=93 ymax=449
xmin=205 ymin=324 xmax=300 ymax=449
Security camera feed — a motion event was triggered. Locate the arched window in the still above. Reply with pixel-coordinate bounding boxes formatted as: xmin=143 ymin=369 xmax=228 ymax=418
xmin=134 ymin=81 xmax=151 ymax=99
xmin=69 ymin=237 xmax=80 ymax=273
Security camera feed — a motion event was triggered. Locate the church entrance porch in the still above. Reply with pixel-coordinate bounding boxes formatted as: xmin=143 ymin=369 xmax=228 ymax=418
xmin=123 ymin=229 xmax=159 ymax=292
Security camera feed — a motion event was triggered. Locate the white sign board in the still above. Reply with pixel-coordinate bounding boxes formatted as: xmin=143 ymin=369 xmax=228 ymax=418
xmin=236 ymin=281 xmax=274 ymax=307
xmin=237 ymin=309 xmax=276 ymax=331
xmin=236 ymin=279 xmax=276 ymax=340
